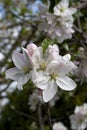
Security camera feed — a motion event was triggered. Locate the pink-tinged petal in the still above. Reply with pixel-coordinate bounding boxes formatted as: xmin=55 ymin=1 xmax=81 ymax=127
xmin=48 ymin=44 xmax=59 ymax=54
xmin=33 ymin=71 xmax=50 ymax=90
xmin=26 ymin=43 xmax=37 ymax=56
xmin=5 ymin=67 xmax=22 ymax=80
xmin=22 ymin=47 xmax=33 ymax=69
xmin=12 ymin=52 xmax=28 ymax=70
xmin=47 ymin=60 xmax=76 ymax=76
xmin=43 ymin=80 xmax=58 ymax=102
xmin=46 ymin=44 xmax=60 ymax=62
xmin=32 ymin=47 xmax=43 ymax=67
xmin=56 ymin=76 xmax=77 ymax=91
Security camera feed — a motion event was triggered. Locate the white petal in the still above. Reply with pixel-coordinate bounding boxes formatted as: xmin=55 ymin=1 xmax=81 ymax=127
xmin=66 ymin=8 xmax=77 ymax=15
xmin=32 ymin=47 xmax=43 ymax=67
xmin=17 ymin=73 xmax=31 ymax=90
xmin=62 ymin=8 xmax=76 ymax=17
xmin=33 ymin=71 xmax=50 ymax=90
xmin=47 ymin=61 xmax=74 ymax=76
xmin=6 ymin=67 xmax=31 ymax=89
xmin=36 ymin=80 xmax=49 ymax=90
xmin=43 ymin=80 xmax=58 ymax=102
xmin=55 ymin=28 xmax=63 ymax=37
xmin=5 ymin=67 xmax=22 ymax=80
xmin=46 ymin=44 xmax=60 ymax=62
xmin=22 ymin=47 xmax=33 ymax=69
xmin=61 ymin=0 xmax=69 ymax=9
xmin=12 ymin=52 xmax=28 ymax=70
xmin=54 ymin=6 xmax=61 ymax=16
xmin=56 ymin=76 xmax=77 ymax=91
xmin=48 ymin=44 xmax=59 ymax=54
xmin=63 ymin=54 xmax=71 ymax=62
xmin=54 ymin=0 xmax=69 ymax=16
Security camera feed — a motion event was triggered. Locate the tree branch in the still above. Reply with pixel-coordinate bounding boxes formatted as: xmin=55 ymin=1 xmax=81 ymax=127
xmin=38 ymin=103 xmax=44 ymax=130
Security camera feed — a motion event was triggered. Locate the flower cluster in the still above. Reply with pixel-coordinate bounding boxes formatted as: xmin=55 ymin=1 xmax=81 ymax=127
xmin=39 ymin=0 xmax=77 ymax=43
xmin=69 ymin=103 xmax=87 ymax=130
xmin=6 ymin=42 xmax=77 ymax=102
xmin=53 ymin=122 xmax=67 ymax=130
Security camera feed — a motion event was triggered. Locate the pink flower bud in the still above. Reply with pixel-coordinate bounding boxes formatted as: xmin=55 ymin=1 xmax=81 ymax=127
xmin=26 ymin=43 xmax=37 ymax=56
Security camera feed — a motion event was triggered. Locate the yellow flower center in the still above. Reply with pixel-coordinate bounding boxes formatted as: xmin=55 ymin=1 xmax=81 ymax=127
xmin=22 ymin=67 xmax=30 ymax=73
xmin=50 ymin=73 xmax=58 ymax=80
xmin=60 ymin=7 xmax=65 ymax=12
xmin=39 ymin=63 xmax=46 ymax=71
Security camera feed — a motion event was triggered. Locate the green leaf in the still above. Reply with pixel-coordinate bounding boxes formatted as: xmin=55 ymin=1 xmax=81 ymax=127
xmin=41 ymin=38 xmax=52 ymax=52
xmin=41 ymin=38 xmax=57 ymax=52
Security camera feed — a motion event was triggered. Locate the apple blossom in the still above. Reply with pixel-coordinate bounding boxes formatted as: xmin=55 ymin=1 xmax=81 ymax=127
xmin=38 ymin=0 xmax=77 ymax=43
xmin=32 ymin=45 xmax=77 ymax=102
xmin=31 ymin=45 xmax=57 ymax=71
xmin=5 ymin=43 xmax=77 ymax=102
xmin=69 ymin=103 xmax=87 ymax=130
xmin=5 ymin=48 xmax=33 ymax=90
xmin=54 ymin=0 xmax=77 ymax=17
xmin=53 ymin=122 xmax=67 ymax=130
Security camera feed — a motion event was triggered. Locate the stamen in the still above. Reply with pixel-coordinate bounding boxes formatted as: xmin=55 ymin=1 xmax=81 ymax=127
xmin=39 ymin=63 xmax=46 ymax=71
xmin=50 ymin=72 xmax=58 ymax=80
xmin=22 ymin=67 xmax=30 ymax=73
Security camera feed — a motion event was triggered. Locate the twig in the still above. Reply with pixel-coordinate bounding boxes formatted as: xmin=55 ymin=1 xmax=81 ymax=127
xmin=11 ymin=106 xmax=38 ymax=122
xmin=38 ymin=103 xmax=44 ymax=130
xmin=47 ymin=103 xmax=52 ymax=130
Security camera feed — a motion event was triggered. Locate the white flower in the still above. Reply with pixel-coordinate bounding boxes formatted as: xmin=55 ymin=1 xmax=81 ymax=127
xmin=32 ymin=45 xmax=56 ymax=71
xmin=53 ymin=15 xmax=75 ymax=43
xmin=39 ymin=1 xmax=77 ymax=43
xmin=69 ymin=103 xmax=87 ymax=130
xmin=5 ymin=48 xmax=33 ymax=90
xmin=54 ymin=0 xmax=77 ymax=17
xmin=38 ymin=4 xmax=54 ymax=24
xmin=58 ymin=16 xmax=74 ymax=28
xmin=32 ymin=45 xmax=77 ymax=102
xmin=28 ymin=91 xmax=41 ymax=111
xmin=53 ymin=122 xmax=67 ymax=130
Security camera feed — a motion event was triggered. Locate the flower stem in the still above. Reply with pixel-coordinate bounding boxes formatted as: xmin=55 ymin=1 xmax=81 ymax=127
xmin=38 ymin=103 xmax=44 ymax=130
xmin=47 ymin=103 xmax=52 ymax=130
